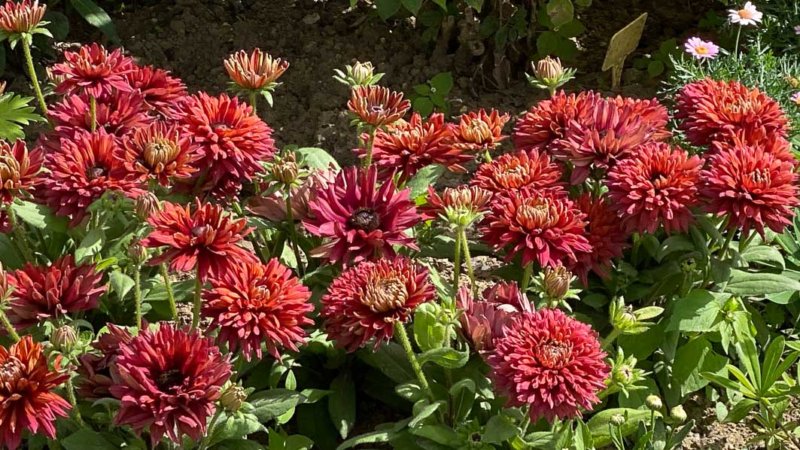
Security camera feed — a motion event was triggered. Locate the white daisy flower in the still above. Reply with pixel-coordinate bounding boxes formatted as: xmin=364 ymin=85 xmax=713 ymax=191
xmin=728 ymin=2 xmax=763 ymax=26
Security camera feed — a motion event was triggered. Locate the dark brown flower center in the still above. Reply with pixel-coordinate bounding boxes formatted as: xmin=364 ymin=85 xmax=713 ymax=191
xmin=0 ymin=357 xmax=24 ymax=382
xmin=143 ymin=140 xmax=180 ymax=169
xmin=348 ymin=208 xmax=380 ymax=232
xmin=156 ymin=369 xmax=184 ymax=391
xmin=362 ymin=277 xmax=407 ymax=313
xmin=537 ymin=340 xmax=571 ymax=369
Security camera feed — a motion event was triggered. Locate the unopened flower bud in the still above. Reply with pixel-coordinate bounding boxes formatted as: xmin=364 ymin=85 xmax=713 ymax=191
xmin=541 ymin=265 xmax=571 ymax=300
xmin=128 ymin=240 xmax=148 ymax=266
xmin=646 ymin=395 xmax=663 ymax=411
xmin=271 ymin=153 xmax=299 ymax=185
xmin=680 ymin=257 xmax=697 ymax=273
xmin=220 ymin=384 xmax=247 ymax=412
xmin=52 ymin=325 xmax=78 ymax=352
xmin=334 ymin=61 xmax=384 ymax=87
xmin=135 ymin=192 xmax=160 ymax=221
xmin=610 ymin=414 xmax=626 ymax=426
xmin=534 ymin=56 xmax=564 ymax=81
xmin=670 ymin=405 xmax=687 ymax=423
xmin=0 ymin=263 xmax=8 ymax=303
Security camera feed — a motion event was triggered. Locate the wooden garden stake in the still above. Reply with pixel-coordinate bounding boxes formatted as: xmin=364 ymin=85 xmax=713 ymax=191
xmin=602 ymin=13 xmax=648 ymax=90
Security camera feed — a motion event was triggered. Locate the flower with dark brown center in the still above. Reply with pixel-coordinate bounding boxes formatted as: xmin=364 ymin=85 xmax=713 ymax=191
xmin=110 ymin=324 xmax=232 ymax=446
xmin=322 ymin=258 xmax=434 ymax=352
xmin=303 ymin=166 xmax=420 ymax=265
xmin=347 ymin=85 xmax=410 ymax=128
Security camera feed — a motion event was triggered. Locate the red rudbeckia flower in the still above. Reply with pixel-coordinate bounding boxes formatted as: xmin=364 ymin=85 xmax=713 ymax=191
xmin=0 ymin=139 xmax=42 ymax=204
xmin=363 ymin=112 xmax=467 ymax=182
xmin=49 ymin=92 xmax=152 ymax=140
xmin=110 ymin=324 xmax=232 ymax=446
xmin=6 ymin=255 xmax=105 ymax=329
xmin=676 ymin=79 xmax=789 ymax=147
xmin=610 ymin=96 xmax=671 ymax=141
xmin=322 ymin=257 xmax=434 ymax=352
xmin=249 ymin=169 xmax=336 ymax=223
xmin=480 ymin=188 xmax=591 ymax=268
xmin=0 ymin=0 xmax=46 ymax=35
xmin=39 ymin=130 xmax=143 ymax=225
xmin=451 ymin=108 xmax=511 ymax=153
xmin=606 ymin=142 xmax=703 ymax=234
xmin=471 ymin=149 xmax=564 ymax=195
xmin=347 ymin=85 xmax=410 ymax=128
xmin=0 ymin=336 xmax=71 ymax=450
xmin=224 ymin=48 xmax=289 ymax=91
xmin=125 ymin=64 xmax=188 ymax=112
xmin=50 ymin=43 xmax=134 ymax=99
xmin=513 ymin=90 xmax=600 ymax=153
xmin=303 ymin=166 xmax=420 ymax=265
xmin=457 ymin=282 xmax=532 ymax=352
xmin=141 ymin=200 xmax=257 ymax=281
xmin=701 ymin=142 xmax=799 ymax=236
xmin=121 ymin=121 xmax=198 ymax=185
xmin=572 ymin=194 xmax=629 ymax=285
xmin=203 ymin=259 xmax=313 ymax=360
xmin=176 ymin=93 xmax=275 ymax=195
xmin=489 ymin=308 xmax=609 ymax=422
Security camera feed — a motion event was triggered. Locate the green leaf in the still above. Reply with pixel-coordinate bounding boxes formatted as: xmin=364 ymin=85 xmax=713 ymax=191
xmin=75 ymin=228 xmax=105 ymax=263
xmin=412 ymin=96 xmax=434 ymax=117
xmin=358 ymin=342 xmax=414 ymax=383
xmin=409 ymin=401 xmax=443 ymax=428
xmin=0 ymin=93 xmax=43 ymax=140
xmin=741 ymin=245 xmax=785 ymax=271
xmin=429 ymin=72 xmax=453 ymax=95
xmin=409 ymin=425 xmax=461 ymax=446
xmin=725 ymin=270 xmax=800 ymax=296
xmin=448 ymin=379 xmax=475 ymax=423
xmin=647 ymin=60 xmax=665 ymax=78
xmin=69 ymin=0 xmax=119 ymax=42
xmin=406 ymin=164 xmax=445 ymax=199
xmin=401 ymin=0 xmax=422 ymax=14
xmin=62 ymin=429 xmax=118 ymax=450
xmin=109 ymin=270 xmax=135 ymax=302
xmin=656 ymin=235 xmax=695 ymax=262
xmin=45 ymin=11 xmax=70 ymax=40
xmin=250 ymin=389 xmax=303 ymax=422
xmin=672 ymin=338 xmax=728 ymax=398
xmin=295 ymin=147 xmax=340 ymax=170
xmin=483 ymin=414 xmax=518 ymax=444
xmin=556 ymin=19 xmax=585 ymax=38
xmin=588 ymin=409 xmax=656 ymax=447
xmin=336 ymin=430 xmax=393 ymax=450
xmin=218 ymin=439 xmax=265 ymax=450
xmin=328 ymin=373 xmax=357 ymax=439
xmin=417 ymin=347 xmax=469 ymax=368
xmin=724 ymin=398 xmax=757 ymax=423
xmin=431 ymin=0 xmax=448 ymax=11
xmin=11 ymin=201 xmax=67 ymax=232
xmin=666 ymin=290 xmax=727 ymax=333
xmin=0 ymin=235 xmax=23 ymax=269
xmin=546 ymin=0 xmax=574 ymax=28
xmin=375 ymin=0 xmax=402 ymax=20
xmin=413 ymin=303 xmax=447 ymax=351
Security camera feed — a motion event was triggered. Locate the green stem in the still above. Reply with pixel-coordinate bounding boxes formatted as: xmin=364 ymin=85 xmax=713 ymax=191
xmin=363 ymin=127 xmax=377 ymax=169
xmin=460 ymin=229 xmax=476 ymax=297
xmin=160 ymin=264 xmax=178 ymax=321
xmin=452 ymin=228 xmax=462 ymax=295
xmin=249 ymin=91 xmax=258 ymax=116
xmin=0 ymin=310 xmax=20 ymax=342
xmin=547 ymin=85 xmax=556 ymax=98
xmin=133 ymin=265 xmax=142 ymax=329
xmin=483 ymin=149 xmax=492 ymax=163
xmin=734 ymin=25 xmax=743 ymax=59
xmin=521 ymin=263 xmax=533 ymax=293
xmin=191 ymin=270 xmax=202 ymax=331
xmin=21 ymin=38 xmax=48 ymax=117
xmin=89 ymin=95 xmax=97 ymax=132
xmin=65 ymin=377 xmax=85 ymax=426
xmin=721 ymin=227 xmax=736 ymax=259
xmin=198 ymin=409 xmax=223 ymax=450
xmin=231 ymin=201 xmax=267 ymax=263
xmin=394 ymin=322 xmax=434 ymax=401
xmin=285 ymin=190 xmax=305 ymax=276
xmin=601 ymin=328 xmax=621 ymax=350
xmin=7 ymin=207 xmax=34 ymax=263
xmin=738 ymin=229 xmax=756 ymax=254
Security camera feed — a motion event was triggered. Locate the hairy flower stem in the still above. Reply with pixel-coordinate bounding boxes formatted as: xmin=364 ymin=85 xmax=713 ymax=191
xmin=601 ymin=328 xmax=621 ymax=350
xmin=285 ymin=191 xmax=305 ymax=277
xmin=452 ymin=229 xmax=462 ymax=294
xmin=394 ymin=322 xmax=434 ymax=401
xmin=721 ymin=228 xmax=736 ymax=259
xmin=191 ymin=271 xmax=202 ymax=331
xmin=7 ymin=207 xmax=34 ymax=263
xmin=64 ymin=377 xmax=85 ymax=426
xmin=89 ymin=95 xmax=97 ymax=132
xmin=133 ymin=265 xmax=142 ymax=329
xmin=160 ymin=264 xmax=178 ymax=320
xmin=460 ymin=229 xmax=477 ymax=297
xmin=521 ymin=263 xmax=533 ymax=293
xmin=362 ymin=127 xmax=377 ymax=169
xmin=249 ymin=91 xmax=258 ymax=116
xmin=21 ymin=39 xmax=48 ymax=117
xmin=0 ymin=310 xmax=19 ymax=342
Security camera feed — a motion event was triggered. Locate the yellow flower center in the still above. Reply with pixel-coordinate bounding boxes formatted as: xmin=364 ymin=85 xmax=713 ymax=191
xmin=362 ymin=277 xmax=407 ymax=314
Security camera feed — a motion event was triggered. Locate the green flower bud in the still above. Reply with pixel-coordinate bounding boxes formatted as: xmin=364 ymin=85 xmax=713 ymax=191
xmin=646 ymin=395 xmax=663 ymax=411
xmin=670 ymin=405 xmax=687 ymax=423
xmin=52 ymin=325 xmax=78 ymax=352
xmin=610 ymin=414 xmax=626 ymax=426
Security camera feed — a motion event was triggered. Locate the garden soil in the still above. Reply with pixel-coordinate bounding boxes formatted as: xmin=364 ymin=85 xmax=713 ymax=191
xmin=66 ymin=0 xmax=787 ymax=448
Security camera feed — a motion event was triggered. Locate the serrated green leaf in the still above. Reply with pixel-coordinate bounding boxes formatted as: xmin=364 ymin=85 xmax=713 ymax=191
xmin=109 ymin=270 xmax=135 ymax=302
xmin=666 ymin=290 xmax=727 ymax=333
xmin=75 ymin=228 xmax=105 ymax=263
xmin=295 ymin=147 xmax=340 ymax=170
xmin=406 ymin=164 xmax=445 ymax=199
xmin=417 ymin=347 xmax=469 ymax=368
xmin=11 ymin=201 xmax=67 ymax=232
xmin=0 ymin=93 xmax=44 ymax=140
